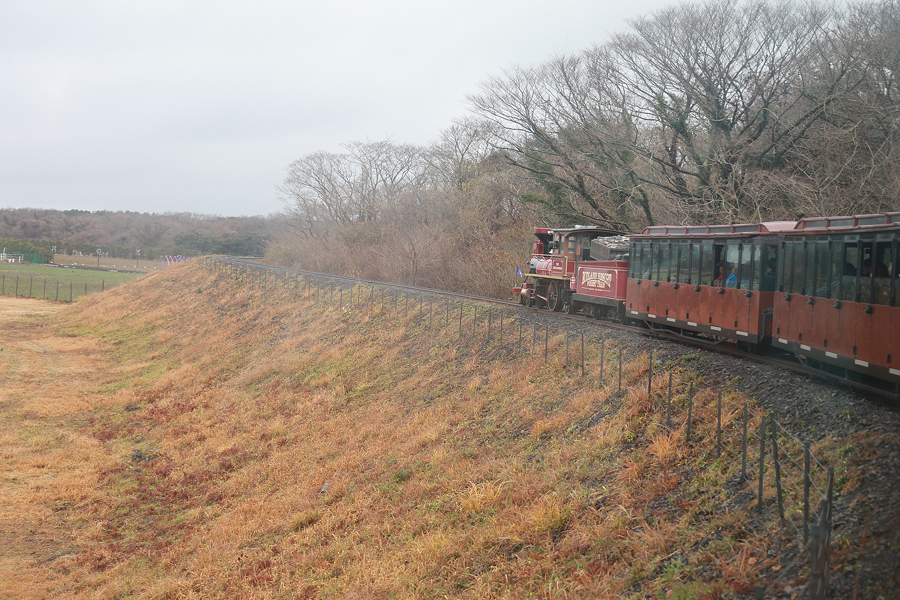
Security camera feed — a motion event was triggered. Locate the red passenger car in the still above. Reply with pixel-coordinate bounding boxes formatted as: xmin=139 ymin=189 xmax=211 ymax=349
xmin=627 ymin=221 xmax=793 ymax=345
xmin=769 ymin=213 xmax=900 ymax=385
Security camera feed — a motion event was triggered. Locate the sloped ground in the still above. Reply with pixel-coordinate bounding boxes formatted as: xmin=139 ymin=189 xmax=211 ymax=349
xmin=0 ymin=263 xmax=896 ymax=599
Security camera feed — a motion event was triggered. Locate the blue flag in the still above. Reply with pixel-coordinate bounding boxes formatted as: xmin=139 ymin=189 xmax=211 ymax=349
xmin=516 ymin=266 xmax=523 ymax=277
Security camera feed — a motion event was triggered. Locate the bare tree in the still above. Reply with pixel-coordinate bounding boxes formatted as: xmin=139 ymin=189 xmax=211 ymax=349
xmin=468 ymin=54 xmax=650 ymax=230
xmin=609 ymin=0 xmax=838 ymax=223
xmin=277 ymin=140 xmax=429 ymax=236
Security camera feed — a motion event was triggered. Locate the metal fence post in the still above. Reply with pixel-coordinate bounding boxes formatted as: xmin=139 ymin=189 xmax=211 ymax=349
xmin=804 ymin=443 xmax=811 ymax=547
xmin=666 ymin=373 xmax=672 ymax=428
xmin=758 ymin=415 xmax=766 ymax=512
xmin=741 ymin=403 xmax=748 ymax=482
xmin=772 ymin=418 xmax=785 ymax=526
xmin=618 ymin=349 xmax=622 ymax=392
xmin=581 ymin=332 xmax=585 ymax=376
xmin=599 ymin=340 xmax=605 ymax=383
xmin=648 ymin=348 xmax=653 ymax=396
xmin=717 ymin=390 xmax=722 ymax=458
xmin=686 ymin=383 xmax=694 ymax=443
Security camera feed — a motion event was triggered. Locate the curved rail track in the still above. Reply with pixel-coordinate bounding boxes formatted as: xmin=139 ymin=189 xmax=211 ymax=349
xmin=206 ymin=256 xmax=898 ymax=400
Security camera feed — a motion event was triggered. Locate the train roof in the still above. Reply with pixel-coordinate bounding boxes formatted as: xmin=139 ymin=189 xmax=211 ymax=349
xmin=534 ymin=226 xmax=628 ymax=236
xmin=638 ymin=211 xmax=900 ymax=238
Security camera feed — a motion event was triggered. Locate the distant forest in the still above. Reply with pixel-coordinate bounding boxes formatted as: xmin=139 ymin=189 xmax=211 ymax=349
xmin=0 ymin=208 xmax=282 ymax=260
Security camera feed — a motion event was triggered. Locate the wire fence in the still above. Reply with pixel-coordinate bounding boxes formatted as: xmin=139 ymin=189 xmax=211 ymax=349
xmin=204 ymin=257 xmax=835 ymax=598
xmin=0 ymin=272 xmax=109 ymax=302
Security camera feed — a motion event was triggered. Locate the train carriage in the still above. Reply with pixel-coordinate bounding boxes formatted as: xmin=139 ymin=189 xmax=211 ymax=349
xmin=628 ymin=222 xmax=788 ymax=346
xmin=771 ymin=213 xmax=900 ymax=385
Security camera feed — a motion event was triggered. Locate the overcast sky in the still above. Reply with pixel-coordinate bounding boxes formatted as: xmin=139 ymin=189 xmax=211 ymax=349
xmin=0 ymin=0 xmax=674 ymax=218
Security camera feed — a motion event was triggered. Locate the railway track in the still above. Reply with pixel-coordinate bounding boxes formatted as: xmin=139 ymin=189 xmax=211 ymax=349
xmin=207 ymin=256 xmax=898 ymax=400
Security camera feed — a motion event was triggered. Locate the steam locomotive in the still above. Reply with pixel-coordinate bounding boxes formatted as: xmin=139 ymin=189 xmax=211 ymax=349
xmin=514 ymin=213 xmax=900 ymax=388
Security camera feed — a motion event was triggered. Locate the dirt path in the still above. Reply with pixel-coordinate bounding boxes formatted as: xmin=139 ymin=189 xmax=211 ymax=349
xmin=0 ymin=297 xmax=114 ymax=599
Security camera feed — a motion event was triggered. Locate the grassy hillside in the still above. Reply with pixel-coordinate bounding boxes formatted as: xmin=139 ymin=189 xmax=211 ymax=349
xmin=0 ymin=262 xmax=870 ymax=599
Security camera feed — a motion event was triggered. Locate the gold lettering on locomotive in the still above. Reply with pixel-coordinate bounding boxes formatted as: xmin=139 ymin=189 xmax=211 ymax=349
xmin=581 ymin=271 xmax=613 ymax=290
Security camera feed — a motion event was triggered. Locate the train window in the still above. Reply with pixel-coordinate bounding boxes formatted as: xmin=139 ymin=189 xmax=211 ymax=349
xmin=713 ymin=242 xmax=725 ymax=285
xmin=812 ymin=241 xmax=831 ymax=298
xmin=628 ymin=242 xmax=638 ymax=278
xmin=841 ymin=243 xmax=860 ymax=301
xmin=640 ymin=241 xmax=652 ymax=279
xmin=699 ymin=241 xmax=714 ymax=285
xmin=873 ymin=241 xmax=892 ymax=305
xmin=725 ymin=242 xmax=740 ymax=288
xmin=829 ymin=242 xmax=843 ymax=300
xmin=689 ymin=243 xmax=700 ymax=285
xmin=741 ymin=244 xmax=758 ymax=290
xmin=676 ymin=241 xmax=690 ymax=283
xmin=761 ymin=246 xmax=777 ymax=291
xmin=567 ymin=236 xmax=576 ymax=257
xmin=892 ymin=240 xmax=900 ymax=307
xmin=789 ymin=241 xmax=806 ymax=294
xmin=658 ymin=243 xmax=672 ymax=282
xmin=804 ymin=243 xmax=815 ymax=295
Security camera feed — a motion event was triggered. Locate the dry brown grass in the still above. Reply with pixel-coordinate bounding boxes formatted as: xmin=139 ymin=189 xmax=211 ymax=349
xmin=0 ymin=264 xmax=813 ymax=599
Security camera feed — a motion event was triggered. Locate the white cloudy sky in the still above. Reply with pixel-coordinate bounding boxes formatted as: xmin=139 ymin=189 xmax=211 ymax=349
xmin=0 ymin=0 xmax=673 ymax=217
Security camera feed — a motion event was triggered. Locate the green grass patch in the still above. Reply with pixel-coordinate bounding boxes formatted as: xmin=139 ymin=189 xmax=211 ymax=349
xmin=0 ymin=263 xmax=143 ymax=300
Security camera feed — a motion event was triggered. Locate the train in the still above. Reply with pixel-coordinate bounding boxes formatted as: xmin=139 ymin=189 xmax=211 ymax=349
xmin=514 ymin=212 xmax=900 ymax=390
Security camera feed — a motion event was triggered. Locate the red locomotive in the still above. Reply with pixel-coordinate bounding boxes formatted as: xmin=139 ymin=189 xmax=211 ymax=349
xmin=515 ymin=213 xmax=900 ymax=388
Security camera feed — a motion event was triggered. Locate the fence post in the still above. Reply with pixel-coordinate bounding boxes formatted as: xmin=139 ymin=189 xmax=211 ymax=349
xmin=686 ymin=383 xmax=694 ymax=443
xmin=566 ymin=332 xmax=569 ymax=368
xmin=648 ymin=348 xmax=653 ymax=396
xmin=717 ymin=390 xmax=722 ymax=458
xmin=581 ymin=332 xmax=585 ymax=376
xmin=741 ymin=403 xmax=748 ymax=482
xmin=772 ymin=418 xmax=786 ymax=526
xmin=459 ymin=302 xmax=463 ymax=333
xmin=758 ymin=415 xmax=766 ymax=512
xmin=599 ymin=340 xmax=605 ymax=383
xmin=544 ymin=326 xmax=548 ymax=361
xmin=804 ymin=443 xmax=811 ymax=547
xmin=618 ymin=349 xmax=622 ymax=392
xmin=809 ymin=467 xmax=834 ymax=600
xmin=666 ymin=373 xmax=672 ymax=428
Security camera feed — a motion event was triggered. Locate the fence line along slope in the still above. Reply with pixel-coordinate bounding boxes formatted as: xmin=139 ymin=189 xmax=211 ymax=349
xmin=0 ymin=261 xmax=896 ymax=599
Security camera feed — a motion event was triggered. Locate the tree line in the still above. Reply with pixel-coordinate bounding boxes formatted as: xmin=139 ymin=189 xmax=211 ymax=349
xmin=0 ymin=208 xmax=279 ymax=261
xmin=273 ymin=0 xmax=899 ymax=295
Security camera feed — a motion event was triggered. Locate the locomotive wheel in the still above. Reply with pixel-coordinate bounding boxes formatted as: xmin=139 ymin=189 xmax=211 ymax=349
xmin=563 ymin=301 xmax=573 ymax=314
xmin=547 ymin=281 xmax=563 ymax=312
xmin=524 ymin=293 xmax=533 ymax=308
